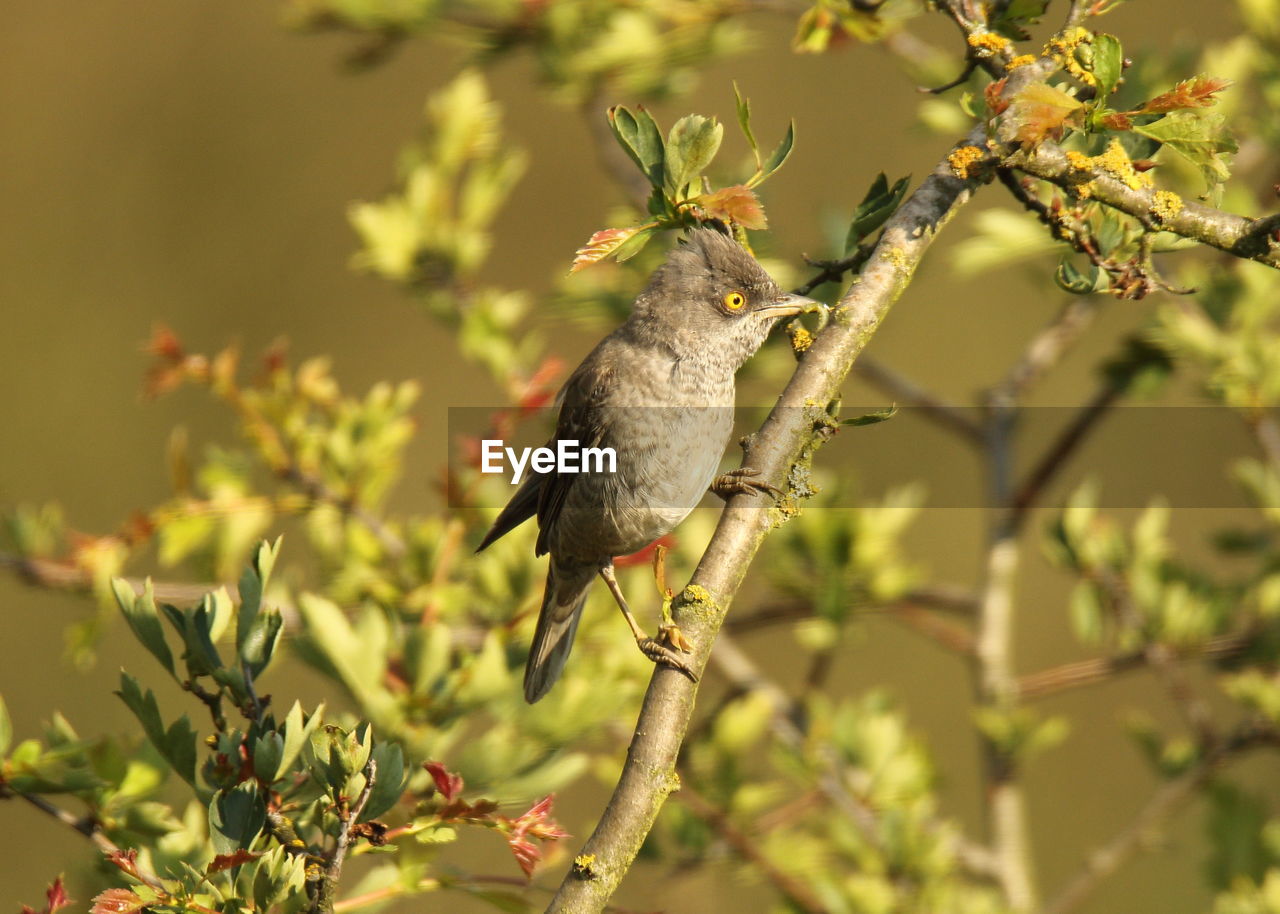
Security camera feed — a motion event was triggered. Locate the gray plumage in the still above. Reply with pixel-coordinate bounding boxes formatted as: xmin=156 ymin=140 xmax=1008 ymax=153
xmin=476 ymin=227 xmax=810 ymax=702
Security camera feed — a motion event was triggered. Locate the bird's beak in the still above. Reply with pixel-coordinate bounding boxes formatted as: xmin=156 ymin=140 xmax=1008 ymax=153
xmin=755 ymin=292 xmax=820 ymax=320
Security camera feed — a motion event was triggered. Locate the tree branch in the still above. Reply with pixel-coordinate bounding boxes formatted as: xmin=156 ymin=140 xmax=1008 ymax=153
xmin=0 ymin=785 xmax=166 ymax=890
xmin=315 ymin=759 xmax=377 ymax=914
xmin=854 ymin=355 xmax=985 ymax=444
xmin=1011 ymin=143 xmax=1280 ymax=270
xmin=1013 ymin=633 xmax=1259 ymax=700
xmin=546 ymin=124 xmax=995 ymax=913
xmin=1041 ymin=724 xmax=1280 ymax=914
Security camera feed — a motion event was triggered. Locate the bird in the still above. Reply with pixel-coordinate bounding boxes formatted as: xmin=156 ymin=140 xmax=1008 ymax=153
xmin=476 ymin=226 xmax=815 ymax=702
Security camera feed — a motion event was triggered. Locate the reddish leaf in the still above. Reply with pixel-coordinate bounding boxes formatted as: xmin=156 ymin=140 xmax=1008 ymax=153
xmin=45 ymin=878 xmax=71 ymax=913
xmin=1101 ymin=112 xmax=1132 ymax=130
xmin=1009 ymin=83 xmax=1084 ymax=148
xmin=503 ymin=794 xmax=570 ymax=877
xmin=424 ymin=761 xmax=464 ymax=802
xmin=90 ymin=889 xmax=148 ymax=914
xmin=508 ymin=837 xmax=541 ymax=878
xmin=984 ymin=78 xmax=1010 ymax=116
xmin=511 ymin=795 xmax=571 ymax=841
xmin=571 ymin=226 xmax=644 ymax=273
xmin=207 ymin=849 xmax=262 ymax=873
xmin=106 ymin=849 xmax=143 ymax=881
xmin=1138 ymin=76 xmax=1232 ymax=114
xmin=20 ymin=877 xmax=73 ymax=914
xmin=694 ymin=185 xmax=767 ymax=230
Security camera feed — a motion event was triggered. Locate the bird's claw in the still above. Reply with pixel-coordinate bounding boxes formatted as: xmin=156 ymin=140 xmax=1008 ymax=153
xmin=710 ymin=467 xmax=783 ymax=501
xmin=638 ymin=637 xmax=699 ymax=682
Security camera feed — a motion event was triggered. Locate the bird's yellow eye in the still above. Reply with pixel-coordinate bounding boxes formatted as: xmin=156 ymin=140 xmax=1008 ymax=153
xmin=723 ymin=291 xmax=746 ymax=310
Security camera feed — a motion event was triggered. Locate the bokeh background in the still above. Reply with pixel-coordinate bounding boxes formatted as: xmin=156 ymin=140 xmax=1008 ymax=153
xmin=1 ymin=2 xmax=1269 ymax=911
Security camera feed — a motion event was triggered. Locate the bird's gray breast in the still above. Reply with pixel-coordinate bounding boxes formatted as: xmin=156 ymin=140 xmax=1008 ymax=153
xmin=557 ymin=348 xmax=734 ymax=560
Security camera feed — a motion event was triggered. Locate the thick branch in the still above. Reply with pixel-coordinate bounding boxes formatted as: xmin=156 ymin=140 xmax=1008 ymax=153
xmin=545 ymin=126 xmax=992 ymax=913
xmin=1013 ymin=143 xmax=1280 ymax=270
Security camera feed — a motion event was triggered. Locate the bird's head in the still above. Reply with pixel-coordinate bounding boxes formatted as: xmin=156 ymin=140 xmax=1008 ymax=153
xmin=630 ymin=227 xmax=816 ymax=367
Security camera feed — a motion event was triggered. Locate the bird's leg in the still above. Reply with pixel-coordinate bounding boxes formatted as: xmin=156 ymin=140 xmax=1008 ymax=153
xmin=599 ymin=564 xmax=698 ymax=682
xmin=710 ymin=466 xmax=783 ymax=501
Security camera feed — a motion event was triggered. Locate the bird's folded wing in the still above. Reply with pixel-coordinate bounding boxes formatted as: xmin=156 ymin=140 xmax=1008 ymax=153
xmin=533 ymin=360 xmax=614 ymax=556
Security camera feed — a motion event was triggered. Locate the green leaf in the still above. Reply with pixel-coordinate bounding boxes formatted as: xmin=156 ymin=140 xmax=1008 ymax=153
xmin=843 ymin=405 xmax=898 ymax=427
xmin=414 ymin=824 xmax=458 ymax=845
xmin=115 ymin=673 xmax=197 ymax=785
xmin=846 ymin=173 xmax=910 ymax=251
xmin=1133 ymin=110 xmax=1237 ymax=187
xmin=1055 ymin=257 xmax=1105 ymax=294
xmin=571 ymin=225 xmax=650 ymax=273
xmin=733 ymin=82 xmax=759 ymax=168
xmin=277 ymin=701 xmax=324 ymax=783
xmin=253 ymin=732 xmax=284 ymax=785
xmin=111 ymin=579 xmax=175 ymax=678
xmin=756 ymin=121 xmax=795 ymax=184
xmin=664 ymin=115 xmax=723 ymax=197
xmin=240 ymin=606 xmax=283 ymax=680
xmin=0 ymin=694 xmax=10 ymax=757
xmin=1069 ymin=582 xmax=1105 ymax=646
xmin=1205 ymin=783 xmax=1270 ymax=890
xmin=1091 ymin=33 xmax=1124 ymax=96
xmin=237 ymin=537 xmax=281 ymax=654
xmin=360 ymin=741 xmax=407 ymax=822
xmin=607 ymin=106 xmax=664 ymax=189
xmin=209 ymin=782 xmax=266 ymax=856
xmin=615 ymin=224 xmax=661 ymax=262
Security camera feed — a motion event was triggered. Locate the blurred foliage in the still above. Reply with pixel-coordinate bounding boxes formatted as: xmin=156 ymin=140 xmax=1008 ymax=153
xmin=6 ymin=1 xmax=1280 ymax=913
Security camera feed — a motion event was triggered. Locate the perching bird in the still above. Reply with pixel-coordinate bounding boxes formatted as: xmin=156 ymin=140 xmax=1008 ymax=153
xmin=476 ymin=227 xmax=814 ymax=702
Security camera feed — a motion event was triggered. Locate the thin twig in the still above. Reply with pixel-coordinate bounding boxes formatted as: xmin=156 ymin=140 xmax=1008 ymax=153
xmin=1 ymin=786 xmax=166 ymax=890
xmin=1015 ymin=630 xmax=1255 ymax=700
xmin=674 ymin=772 xmax=830 ymax=914
xmin=1008 ymin=382 xmax=1120 ymax=528
xmin=854 ymin=355 xmax=985 ymax=444
xmin=315 ymin=759 xmax=378 ymax=914
xmin=1041 ymin=724 xmax=1280 ymax=914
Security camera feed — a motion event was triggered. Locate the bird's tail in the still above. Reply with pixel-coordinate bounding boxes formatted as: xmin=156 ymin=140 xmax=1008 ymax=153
xmin=524 ymin=563 xmax=594 ymax=703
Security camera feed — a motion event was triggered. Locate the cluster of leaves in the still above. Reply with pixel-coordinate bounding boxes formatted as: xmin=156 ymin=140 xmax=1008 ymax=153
xmin=570 ymin=91 xmax=795 ymax=270
xmin=934 ymin=14 xmax=1248 ymax=299
xmin=666 ymin=688 xmax=1011 ymax=914
xmin=284 ymin=0 xmax=751 ymax=102
xmin=2 ymin=541 xmax=578 ymax=913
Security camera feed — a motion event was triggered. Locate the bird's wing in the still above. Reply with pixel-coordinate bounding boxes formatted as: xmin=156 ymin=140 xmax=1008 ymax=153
xmin=475 ymin=356 xmax=613 ymax=556
xmin=474 ymin=469 xmax=544 ymax=552
xmin=533 ymin=358 xmax=613 ymax=557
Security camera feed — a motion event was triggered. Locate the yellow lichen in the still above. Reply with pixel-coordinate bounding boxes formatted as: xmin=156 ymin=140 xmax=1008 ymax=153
xmin=881 ymin=247 xmax=908 ymax=269
xmin=572 ymin=854 xmax=598 ymax=878
xmin=1064 ymin=150 xmax=1091 ymax=171
xmin=1045 ymin=27 xmax=1096 ymax=86
xmin=1065 ymin=139 xmax=1151 ymax=193
xmin=683 ymin=584 xmax=714 ymax=606
xmin=967 ymin=31 xmax=1011 ymax=57
xmin=789 ymin=324 xmax=813 ymax=353
xmin=948 ymin=144 xmax=985 ymax=179
xmin=1092 ymin=138 xmax=1152 ymax=190
xmin=1151 ymin=190 xmax=1184 ymax=223
xmin=1006 ymin=54 xmax=1037 ymax=70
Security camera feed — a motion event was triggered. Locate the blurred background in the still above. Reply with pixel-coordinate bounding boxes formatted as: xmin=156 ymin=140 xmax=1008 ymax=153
xmin=1 ymin=2 xmax=1271 ymax=912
